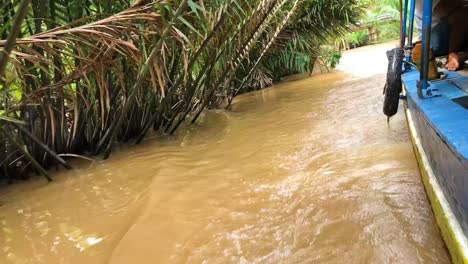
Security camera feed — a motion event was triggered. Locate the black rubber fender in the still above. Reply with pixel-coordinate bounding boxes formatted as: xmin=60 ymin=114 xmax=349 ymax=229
xmin=383 ymin=47 xmax=404 ymax=117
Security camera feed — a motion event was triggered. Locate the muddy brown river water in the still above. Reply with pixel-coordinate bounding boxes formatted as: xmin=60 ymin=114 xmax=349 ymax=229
xmin=0 ymin=43 xmax=451 ymax=263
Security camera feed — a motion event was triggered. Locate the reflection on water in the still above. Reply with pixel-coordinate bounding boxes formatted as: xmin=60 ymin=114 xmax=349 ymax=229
xmin=0 ymin=43 xmax=450 ymax=263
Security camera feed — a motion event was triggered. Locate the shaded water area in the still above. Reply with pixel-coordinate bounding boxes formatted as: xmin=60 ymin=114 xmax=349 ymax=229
xmin=0 ymin=43 xmax=451 ymax=263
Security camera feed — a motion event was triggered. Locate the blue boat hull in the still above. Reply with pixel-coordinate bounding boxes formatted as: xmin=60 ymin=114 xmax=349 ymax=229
xmin=402 ymin=68 xmax=468 ymax=263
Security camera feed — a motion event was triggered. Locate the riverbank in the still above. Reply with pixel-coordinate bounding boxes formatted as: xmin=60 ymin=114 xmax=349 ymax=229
xmin=0 ymin=1 xmax=365 ymax=181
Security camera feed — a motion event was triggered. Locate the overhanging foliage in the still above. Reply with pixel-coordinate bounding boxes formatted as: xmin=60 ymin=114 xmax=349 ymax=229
xmin=0 ymin=0 xmax=363 ymax=181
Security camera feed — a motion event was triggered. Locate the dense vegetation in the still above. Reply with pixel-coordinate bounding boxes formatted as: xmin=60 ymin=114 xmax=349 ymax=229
xmin=0 ymin=0 xmax=363 ymax=182
xmin=342 ymin=0 xmax=400 ymax=48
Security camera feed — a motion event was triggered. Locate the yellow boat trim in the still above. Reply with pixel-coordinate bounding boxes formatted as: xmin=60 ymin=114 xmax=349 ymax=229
xmin=405 ymin=102 xmax=468 ymax=264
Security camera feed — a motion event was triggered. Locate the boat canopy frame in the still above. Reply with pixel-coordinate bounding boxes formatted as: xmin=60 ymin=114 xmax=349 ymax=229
xmin=401 ymin=0 xmax=437 ymax=98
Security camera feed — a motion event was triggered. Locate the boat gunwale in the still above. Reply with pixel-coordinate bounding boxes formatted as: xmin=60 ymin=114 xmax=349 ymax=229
xmin=404 ymin=86 xmax=468 ymax=264
xmin=402 ymin=69 xmax=468 ymax=164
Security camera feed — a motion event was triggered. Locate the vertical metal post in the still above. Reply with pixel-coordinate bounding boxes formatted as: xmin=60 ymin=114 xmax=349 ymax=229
xmin=407 ymin=0 xmax=416 ymax=45
xmin=401 ymin=0 xmax=409 ymax=48
xmin=404 ymin=0 xmax=416 ymax=70
xmin=419 ymin=0 xmax=433 ymax=95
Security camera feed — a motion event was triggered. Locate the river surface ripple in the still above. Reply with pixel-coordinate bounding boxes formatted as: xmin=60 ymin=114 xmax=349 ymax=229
xmin=0 ymin=43 xmax=450 ymax=264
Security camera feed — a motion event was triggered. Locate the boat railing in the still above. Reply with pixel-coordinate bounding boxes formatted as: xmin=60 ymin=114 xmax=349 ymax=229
xmin=401 ymin=0 xmax=438 ymax=98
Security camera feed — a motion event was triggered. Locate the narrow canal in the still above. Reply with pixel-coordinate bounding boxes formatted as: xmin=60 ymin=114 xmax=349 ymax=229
xmin=0 ymin=43 xmax=451 ymax=263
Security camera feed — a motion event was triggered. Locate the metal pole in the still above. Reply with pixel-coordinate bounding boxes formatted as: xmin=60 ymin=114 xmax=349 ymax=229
xmin=408 ymin=0 xmax=416 ymax=45
xmin=401 ymin=0 xmax=409 ymax=48
xmin=419 ymin=0 xmax=433 ymax=95
xmin=404 ymin=0 xmax=417 ymax=70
